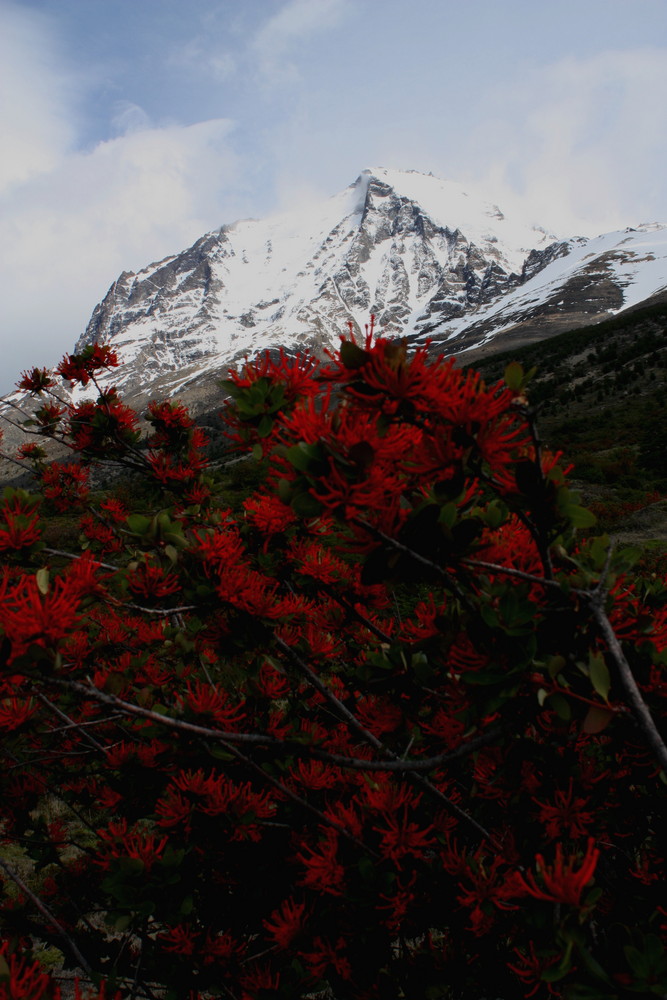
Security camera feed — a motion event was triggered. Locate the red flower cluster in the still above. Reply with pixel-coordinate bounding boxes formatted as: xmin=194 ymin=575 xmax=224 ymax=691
xmin=56 ymin=344 xmax=119 ymax=386
xmin=0 ymin=330 xmax=666 ymax=999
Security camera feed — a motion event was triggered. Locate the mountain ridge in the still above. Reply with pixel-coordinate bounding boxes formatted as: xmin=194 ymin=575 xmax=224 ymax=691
xmin=3 ymin=167 xmax=667 ymax=424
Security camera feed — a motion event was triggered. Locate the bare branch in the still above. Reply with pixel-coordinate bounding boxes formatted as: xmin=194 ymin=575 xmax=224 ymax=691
xmin=588 ymin=597 xmax=667 ymax=774
xmin=273 ymin=635 xmax=496 ymax=844
xmin=0 ymin=857 xmax=93 ymax=975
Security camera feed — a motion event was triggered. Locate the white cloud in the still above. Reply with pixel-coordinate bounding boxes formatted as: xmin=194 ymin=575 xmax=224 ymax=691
xmin=167 ymin=35 xmax=238 ymax=84
xmin=0 ymin=3 xmax=250 ymax=392
xmin=0 ymin=2 xmax=76 ymax=190
xmin=251 ymin=0 xmax=351 ymax=86
xmin=0 ymin=118 xmax=242 ymax=386
xmin=465 ymin=48 xmax=667 ymax=235
xmin=111 ymin=101 xmax=153 ymax=135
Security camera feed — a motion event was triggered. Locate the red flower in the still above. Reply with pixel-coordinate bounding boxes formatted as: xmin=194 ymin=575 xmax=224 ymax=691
xmin=0 ymin=511 xmax=41 ymax=552
xmin=16 ymin=442 xmax=47 ymax=462
xmin=17 ymin=366 xmax=56 ymax=394
xmin=507 ymin=941 xmax=563 ymax=997
xmin=296 ymin=828 xmax=346 ymax=895
xmin=354 ymin=694 xmax=403 ymax=736
xmin=301 ymin=935 xmax=352 ymax=981
xmin=373 ymin=808 xmax=435 ymax=867
xmin=254 ymin=661 xmax=290 ymax=699
xmin=56 ymin=343 xmax=119 ymax=386
xmin=95 ymin=818 xmax=168 ymax=873
xmin=79 ymin=513 xmax=121 ymax=553
xmin=183 ymin=680 xmax=246 ymax=729
xmin=34 ymin=401 xmax=65 ymax=434
xmin=155 ymin=786 xmax=192 ymax=829
xmin=0 ymin=572 xmax=84 ymax=661
xmin=95 ymin=496 xmax=126 ymax=522
xmin=0 ymin=695 xmax=36 ymax=731
xmin=201 ymin=930 xmax=244 ymax=965
xmin=289 ymin=759 xmax=341 ymax=791
xmin=533 ymin=780 xmax=594 ymax=840
xmin=377 ymin=871 xmax=418 ymax=933
xmin=456 ymin=853 xmax=518 ymax=936
xmin=244 ymin=493 xmax=296 ymax=537
xmin=67 ymin=392 xmax=139 ymax=454
xmin=0 ymin=941 xmax=52 ymax=999
xmin=159 ymin=924 xmax=197 ymax=956
xmin=227 ymin=347 xmax=320 ymax=401
xmin=361 ymin=776 xmax=421 ymax=813
xmin=511 ymin=839 xmax=600 ymax=907
xmin=41 ymin=462 xmax=89 ymax=511
xmin=126 ymin=556 xmax=180 ymax=599
xmin=146 ymin=400 xmax=194 ymax=445
xmin=262 ymin=896 xmax=308 ymax=949
xmin=322 ymin=800 xmax=363 ymax=838
xmin=238 ymin=962 xmax=280 ymax=999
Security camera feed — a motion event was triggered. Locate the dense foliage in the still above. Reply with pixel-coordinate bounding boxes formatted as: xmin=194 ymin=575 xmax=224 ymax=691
xmin=0 ymin=322 xmax=666 ymax=999
xmin=471 ymin=302 xmax=667 ymax=499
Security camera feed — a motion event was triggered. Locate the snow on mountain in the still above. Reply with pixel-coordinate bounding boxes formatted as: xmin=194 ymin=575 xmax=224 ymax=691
xmin=70 ymin=167 xmax=558 ymax=403
xmin=4 ymin=167 xmax=667 ymax=422
xmin=417 ymin=223 xmax=667 ymax=359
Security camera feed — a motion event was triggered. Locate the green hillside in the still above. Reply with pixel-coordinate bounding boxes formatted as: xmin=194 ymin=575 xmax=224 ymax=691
xmin=466 ymin=302 xmax=667 ymax=540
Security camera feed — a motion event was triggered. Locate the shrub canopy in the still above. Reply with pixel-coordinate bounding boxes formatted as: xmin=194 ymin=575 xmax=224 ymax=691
xmin=0 ymin=323 xmax=666 ymax=999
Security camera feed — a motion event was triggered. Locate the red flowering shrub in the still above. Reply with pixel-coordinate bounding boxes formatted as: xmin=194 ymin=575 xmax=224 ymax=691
xmin=0 ymin=326 xmax=665 ymax=998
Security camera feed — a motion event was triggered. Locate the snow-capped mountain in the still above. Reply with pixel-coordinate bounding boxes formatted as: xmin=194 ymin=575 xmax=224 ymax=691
xmin=70 ymin=167 xmax=559 ymax=406
xmin=9 ymin=168 xmax=667 ymax=417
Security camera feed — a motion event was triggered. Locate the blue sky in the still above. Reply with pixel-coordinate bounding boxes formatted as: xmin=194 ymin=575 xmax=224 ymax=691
xmin=1 ymin=0 xmax=667 ymax=390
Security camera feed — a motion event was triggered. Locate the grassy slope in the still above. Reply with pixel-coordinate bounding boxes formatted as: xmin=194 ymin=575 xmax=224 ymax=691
xmin=464 ymin=303 xmax=667 ymax=543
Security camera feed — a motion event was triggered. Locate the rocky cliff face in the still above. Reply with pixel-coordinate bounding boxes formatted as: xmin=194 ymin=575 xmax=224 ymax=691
xmin=71 ymin=168 xmax=557 ymax=404
xmin=5 ymin=168 xmax=667 ymax=423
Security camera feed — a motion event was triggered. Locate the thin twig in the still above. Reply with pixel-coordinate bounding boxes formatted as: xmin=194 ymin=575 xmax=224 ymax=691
xmin=0 ymin=857 xmax=93 ymax=974
xmin=588 ymin=597 xmax=667 ymax=774
xmin=273 ymin=636 xmax=496 ymax=844
xmin=461 ymin=558 xmax=567 ymax=592
xmin=214 ymin=734 xmax=380 ymax=858
xmin=36 ymin=693 xmax=107 ymax=752
xmin=46 ymin=678 xmax=281 ymax=747
xmin=44 ymin=674 xmax=496 ymax=773
xmin=353 ymin=517 xmax=476 ymax=612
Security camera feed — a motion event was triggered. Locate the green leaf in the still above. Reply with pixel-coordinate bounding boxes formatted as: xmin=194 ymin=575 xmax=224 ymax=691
xmin=547 ymin=655 xmax=566 ymax=679
xmin=257 ymin=414 xmax=274 ymax=438
xmin=286 ymin=443 xmax=317 ymax=473
xmin=504 ymin=360 xmax=524 ymax=391
xmin=118 ymin=856 xmax=145 ymax=876
xmin=278 ymin=478 xmax=293 ymax=503
xmin=589 ymin=652 xmax=611 ymax=701
xmin=567 ymin=505 xmax=597 ymax=528
xmin=582 ymin=705 xmax=614 ymax=734
xmin=358 ymin=855 xmax=375 ymax=881
xmin=547 ymin=692 xmax=572 ymax=721
xmin=126 ymin=513 xmax=151 ymax=536
xmin=587 ymin=533 xmax=611 ymax=569
xmin=291 ymin=491 xmax=322 ymax=517
xmin=482 ymin=500 xmax=508 ymax=529
xmin=411 ymin=651 xmax=434 ymax=683
xmin=439 ymin=502 xmax=458 ymax=529
xmin=340 ymin=340 xmax=371 ymax=369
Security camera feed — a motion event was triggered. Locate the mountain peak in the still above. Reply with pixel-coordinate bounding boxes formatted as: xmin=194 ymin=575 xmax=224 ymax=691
xmin=4 ymin=168 xmax=666 ymax=423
